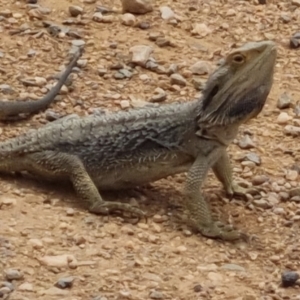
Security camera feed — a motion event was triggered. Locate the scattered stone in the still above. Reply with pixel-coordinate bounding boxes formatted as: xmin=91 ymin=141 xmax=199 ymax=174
xmin=71 ymin=40 xmax=85 ymax=48
xmin=253 ymin=199 xmax=272 ymax=209
xmin=42 ymin=287 xmax=69 ymax=296
xmin=131 ymin=99 xmax=153 ymax=108
xmin=0 ymin=282 xmax=14 ymax=292
xmin=28 ymin=238 xmax=43 ymax=249
xmin=290 ymin=33 xmax=300 ymax=49
xmin=221 ymin=264 xmax=246 ymax=272
xmin=0 ymin=281 xmax=14 ymax=298
xmin=121 ymin=13 xmax=136 ymax=26
xmin=39 ymin=254 xmax=78 ymax=268
xmin=102 ymin=15 xmax=115 ymax=23
xmin=92 ymin=12 xmax=115 ymax=23
xmin=69 ymin=5 xmax=83 ymax=17
xmin=252 ymin=175 xmax=269 ymax=185
xmin=4 ymin=269 xmax=23 ymax=281
xmin=120 ymin=100 xmax=130 ymax=109
xmin=243 ymin=153 xmax=261 ymax=165
xmin=286 ymin=170 xmax=298 ymax=181
xmin=0 ymin=10 xmax=12 ymax=18
xmin=159 ymin=6 xmax=175 ymax=20
xmin=149 ymin=290 xmax=164 ymax=299
xmin=277 ymin=92 xmax=292 ymax=109
xmin=190 ymin=61 xmax=211 ymax=75
xmin=91 ymin=296 xmax=108 ymax=300
xmin=137 ymin=21 xmax=151 ymax=29
xmin=170 ymin=73 xmax=187 ymax=86
xmin=55 ymin=277 xmax=74 ymax=289
xmin=95 ymin=6 xmax=114 ymax=14
xmin=114 ymin=69 xmax=133 ymax=79
xmin=167 ymin=64 xmax=178 ymax=75
xmin=146 ymin=58 xmax=167 ymax=74
xmin=148 ymin=32 xmax=163 ymax=41
xmin=45 ymin=110 xmax=62 ymax=121
xmin=66 ymin=208 xmax=75 ymax=216
xmin=98 ymin=69 xmax=108 ymax=77
xmin=129 ymin=45 xmax=153 ymax=66
xmin=77 ymin=59 xmax=88 ymax=68
xmin=292 ymin=0 xmax=300 ymax=7
xmin=279 ymin=191 xmax=290 ymax=201
xmin=27 ymin=8 xmax=45 ymax=19
xmin=0 ymin=84 xmax=14 ymax=95
xmin=155 ymin=37 xmax=172 ymax=47
xmin=294 ymin=103 xmax=300 ymax=117
xmin=281 ymin=271 xmax=299 ymax=287
xmin=18 ymin=282 xmax=33 ymax=292
xmin=121 ymin=0 xmax=153 ymax=14
xmin=109 ymin=42 xmax=118 ymax=49
xmin=0 ymin=195 xmax=17 ymax=206
xmin=284 ymin=125 xmax=300 ymax=136
xmin=119 ymin=290 xmax=131 ymax=298
xmin=191 ymin=23 xmax=212 ymax=37
xmin=280 ymin=14 xmax=291 ymax=23
xmin=277 ymin=112 xmax=292 ymax=125
xmin=207 ymin=272 xmax=223 ymax=283
xmin=150 ymin=87 xmax=167 ymax=102
xmin=27 ymin=49 xmax=36 ymax=57
xmin=238 ymin=135 xmax=255 ymax=149
xmin=174 ymin=245 xmax=187 ymax=254
xmin=192 ymin=78 xmax=205 ymax=90
xmin=19 ymin=77 xmax=46 ymax=87
xmin=110 ymin=62 xmax=123 ymax=70
xmin=193 ymin=284 xmax=202 ymax=292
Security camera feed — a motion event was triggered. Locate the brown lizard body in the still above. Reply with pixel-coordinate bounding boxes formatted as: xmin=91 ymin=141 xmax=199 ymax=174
xmin=0 ymin=41 xmax=277 ymax=240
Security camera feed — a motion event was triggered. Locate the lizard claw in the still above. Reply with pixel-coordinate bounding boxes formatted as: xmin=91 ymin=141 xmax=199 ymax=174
xmin=89 ymin=201 xmax=146 ymax=223
xmin=189 ymin=219 xmax=247 ymax=241
xmin=230 ymin=181 xmax=264 ymax=199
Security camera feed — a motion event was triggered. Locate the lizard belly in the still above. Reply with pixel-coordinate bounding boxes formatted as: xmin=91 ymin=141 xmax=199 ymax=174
xmin=89 ymin=154 xmax=194 ymax=190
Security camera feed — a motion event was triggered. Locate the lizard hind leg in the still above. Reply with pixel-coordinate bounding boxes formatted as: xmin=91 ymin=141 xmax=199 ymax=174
xmin=2 ymin=151 xmax=145 ymax=219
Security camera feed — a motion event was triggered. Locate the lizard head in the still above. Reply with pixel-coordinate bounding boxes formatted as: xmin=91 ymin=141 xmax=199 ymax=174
xmin=197 ymin=40 xmax=277 ymax=126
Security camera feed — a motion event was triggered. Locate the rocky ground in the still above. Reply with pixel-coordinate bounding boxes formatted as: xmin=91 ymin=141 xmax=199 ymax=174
xmin=1 ymin=0 xmax=300 ymax=299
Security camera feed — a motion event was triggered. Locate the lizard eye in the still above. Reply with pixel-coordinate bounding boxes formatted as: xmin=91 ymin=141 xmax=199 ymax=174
xmin=232 ymin=54 xmax=245 ymax=64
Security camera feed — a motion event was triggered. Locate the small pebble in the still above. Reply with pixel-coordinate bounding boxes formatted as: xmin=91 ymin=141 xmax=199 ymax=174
xmin=277 ymin=112 xmax=292 ymax=125
xmin=149 ymin=290 xmax=164 ymax=299
xmin=281 ymin=271 xmax=299 ymax=287
xmin=69 ymin=5 xmax=83 ymax=17
xmin=238 ymin=135 xmax=255 ymax=149
xmin=170 ymin=73 xmax=187 ymax=86
xmin=193 ymin=284 xmax=202 ymax=292
xmin=5 ymin=269 xmax=23 ymax=281
xmin=54 ymin=277 xmax=75 ymax=289
xmin=277 ymin=92 xmax=292 ymax=109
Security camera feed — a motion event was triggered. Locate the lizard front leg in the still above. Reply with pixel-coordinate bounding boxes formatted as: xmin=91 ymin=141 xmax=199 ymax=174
xmin=184 ymin=149 xmax=244 ymax=241
xmin=212 ymin=149 xmax=257 ymax=197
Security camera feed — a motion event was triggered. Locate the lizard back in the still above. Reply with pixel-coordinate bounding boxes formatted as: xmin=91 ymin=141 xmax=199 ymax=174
xmin=0 ymin=101 xmax=199 ymax=168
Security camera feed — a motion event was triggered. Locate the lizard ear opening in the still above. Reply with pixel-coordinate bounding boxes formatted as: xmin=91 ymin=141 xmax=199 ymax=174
xmin=202 ymin=84 xmax=219 ymax=110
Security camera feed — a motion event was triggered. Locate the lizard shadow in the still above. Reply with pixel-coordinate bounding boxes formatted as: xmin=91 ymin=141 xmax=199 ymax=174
xmin=0 ymin=172 xmax=236 ymax=235
xmin=0 ymin=172 xmax=185 ymax=218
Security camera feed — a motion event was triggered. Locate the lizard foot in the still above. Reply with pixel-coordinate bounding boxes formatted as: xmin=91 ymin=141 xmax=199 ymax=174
xmin=230 ymin=181 xmax=263 ymax=198
xmin=190 ymin=219 xmax=248 ymax=241
xmin=89 ymin=201 xmax=146 ymax=222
